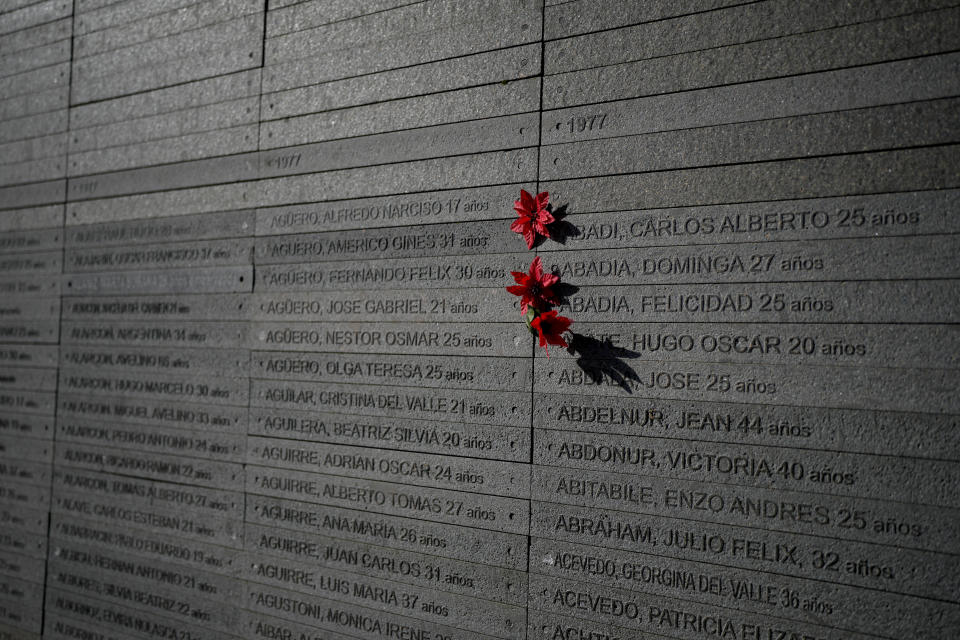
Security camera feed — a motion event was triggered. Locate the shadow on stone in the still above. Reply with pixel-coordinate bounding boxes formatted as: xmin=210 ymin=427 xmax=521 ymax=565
xmin=552 ymin=280 xmax=579 ymax=308
xmin=566 ymin=332 xmax=641 ymax=393
xmin=545 ymin=204 xmax=579 ymax=245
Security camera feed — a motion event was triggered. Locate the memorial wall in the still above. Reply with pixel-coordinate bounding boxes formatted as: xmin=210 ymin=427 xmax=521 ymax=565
xmin=0 ymin=0 xmax=958 ymax=638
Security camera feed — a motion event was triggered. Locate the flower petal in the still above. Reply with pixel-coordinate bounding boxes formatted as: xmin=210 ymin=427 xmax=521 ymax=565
xmin=529 ymin=256 xmax=543 ymax=278
xmin=535 ymin=191 xmax=549 ymax=210
xmin=540 ymin=272 xmax=559 ymax=288
xmin=522 ymin=226 xmax=536 ymax=249
xmin=520 ymin=189 xmax=535 ymax=211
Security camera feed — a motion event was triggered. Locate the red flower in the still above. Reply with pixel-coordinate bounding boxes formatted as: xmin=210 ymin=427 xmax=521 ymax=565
xmin=530 ymin=310 xmax=573 ymax=356
xmin=506 ymin=256 xmax=559 ymax=314
xmin=511 ymin=189 xmax=553 ymax=249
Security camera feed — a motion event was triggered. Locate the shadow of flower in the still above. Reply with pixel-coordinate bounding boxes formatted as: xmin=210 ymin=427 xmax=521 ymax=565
xmin=565 ymin=332 xmax=641 ymax=393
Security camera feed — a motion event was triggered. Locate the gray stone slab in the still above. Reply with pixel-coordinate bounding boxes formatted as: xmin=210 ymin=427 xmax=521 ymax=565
xmin=70 ymin=68 xmax=260 ymax=129
xmin=536 ymin=358 xmax=959 ymax=413
xmin=73 ymin=14 xmax=261 ymax=82
xmin=548 ymin=321 xmax=960 ymax=369
xmin=0 ymin=131 xmax=65 ymax=165
xmin=0 ymin=476 xmax=49 ymax=508
xmin=544 ymin=146 xmax=960 ymax=214
xmin=61 ymin=320 xmax=245 ymax=348
xmin=0 ymin=525 xmax=45 ymax=559
xmin=266 ymin=0 xmax=415 ymax=36
xmin=246 ymin=466 xmax=528 ymax=535
xmin=0 ymin=202 xmax=61 ymax=227
xmin=0 ymin=249 xmax=60 ymax=274
xmin=0 ymin=503 xmax=46 ymax=534
xmin=63 ymin=265 xmax=252 ymax=295
xmin=262 ymin=78 xmax=539 ymax=149
xmin=0 ymin=62 xmax=66 ymax=101
xmin=544 ymin=0 xmax=747 ymax=38
xmin=244 ymin=521 xmax=527 ymax=605
xmin=71 ymin=211 xmax=250 ymax=255
xmin=0 ymin=38 xmax=69 ymax=78
xmin=534 ymin=428 xmax=960 ymax=508
xmin=246 ymin=494 xmax=527 ymax=570
xmin=262 ymin=11 xmax=538 ymax=93
xmin=71 ymin=35 xmax=261 ymax=105
xmin=0 ymin=0 xmax=70 ymax=36
xmin=267 ymin=0 xmax=538 ymax=62
xmin=530 ymin=501 xmax=959 ymax=602
xmin=0 ymin=344 xmax=57 ymax=368
xmin=58 ymin=392 xmax=247 ymax=432
xmin=47 ymin=559 xmax=244 ymax=634
xmin=540 ymin=235 xmax=960 ymax=285
xmin=248 ymin=436 xmax=529 ymax=498
xmin=529 ymin=573 xmax=875 ymax=640
xmin=0 ymin=318 xmax=58 ymax=342
xmin=249 ymin=406 xmax=529 ymax=462
xmin=50 ymin=515 xmax=242 ymax=578
xmin=0 ymin=412 xmax=51 ymax=440
xmin=265 ymin=44 xmax=540 ymax=119
xmin=238 ymin=553 xmax=526 ymax=639
xmin=0 ymin=389 xmax=55 ymax=415
xmin=52 ymin=478 xmax=242 ymax=547
xmin=545 ymin=189 xmax=960 ymax=250
xmin=256 ymin=219 xmax=517 ymax=264
xmin=531 ymin=536 xmax=956 ymax=640
xmin=556 ymin=280 xmax=960 ymax=324
xmin=74 ymin=0 xmax=201 ymax=34
xmin=61 ymin=292 xmax=246 ymax=321
xmin=260 ymin=112 xmax=537 ymax=177
xmin=234 ymin=611 xmax=371 ymax=640
xmin=70 ymin=96 xmax=257 ymax=153
xmin=534 ymin=466 xmax=959 ymax=553
xmin=0 ymin=156 xmax=64 ymax=187
xmin=249 ymin=288 xmax=518 ymax=323
xmin=544 ymin=8 xmax=960 ymax=107
xmin=65 ymin=238 xmax=251 ymax=272
xmin=62 ymin=345 xmax=248 ymax=375
xmin=256 ymin=183 xmax=524 ymax=235
xmin=253 ymin=351 xmax=528 ymax=392
xmin=74 ymin=0 xmax=260 ymax=59
xmin=250 ymin=321 xmax=525 ymax=357
xmin=0 ymin=366 xmax=55 ymax=392
xmin=547 ymin=0 xmax=957 ymax=74
xmin=0 ymin=548 xmax=45 ymax=583
xmin=242 ymin=583 xmax=508 ymax=640
xmin=69 ymin=124 xmax=259 ymax=176
xmin=67 ymin=149 xmax=534 ymax=224
xmin=44 ymin=588 xmax=242 ymax=640
xmin=0 ymin=534 xmax=45 ymax=565
xmin=0 ymin=458 xmax=49 ymax=486
xmin=0 ymin=86 xmax=64 ymax=121
xmin=0 ymin=589 xmax=41 ymax=634
xmin=255 ymin=253 xmax=527 ymax=292
xmin=0 ymin=620 xmax=38 ymax=640
xmin=0 ymin=16 xmax=70 ymax=54
xmin=542 ymin=97 xmax=960 ymax=180
xmin=251 ymin=380 xmax=529 ymax=427
xmin=55 ymin=443 xmax=241 ymax=489
xmin=0 ymin=228 xmax=60 ymax=255
xmin=0 ymin=108 xmax=66 ymax=143
xmin=67 ymin=159 xmax=258 ymax=200
xmin=544 ymin=54 xmax=960 ymax=145
xmin=58 ymin=369 xmax=247 ymax=406
xmin=0 ymin=300 xmax=58 ymax=327
xmin=57 ymin=417 xmax=243 ymax=463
